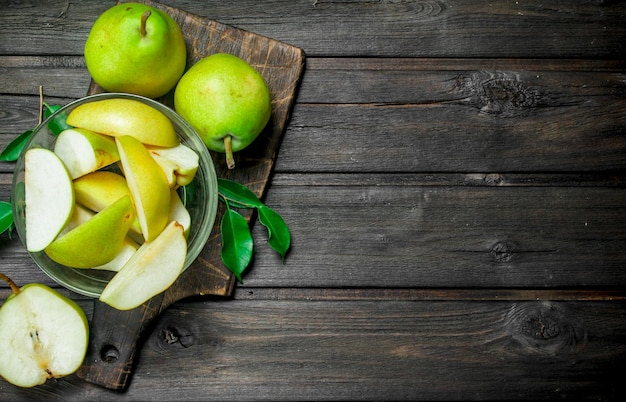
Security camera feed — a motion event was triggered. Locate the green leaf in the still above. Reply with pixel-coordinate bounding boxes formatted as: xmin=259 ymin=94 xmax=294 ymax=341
xmin=44 ymin=103 xmax=72 ymax=135
xmin=258 ymin=205 xmax=290 ymax=262
xmin=217 ymin=178 xmax=264 ymax=209
xmin=0 ymin=201 xmax=14 ymax=236
xmin=220 ymin=203 xmax=254 ymax=283
xmin=0 ymin=130 xmax=33 ymax=162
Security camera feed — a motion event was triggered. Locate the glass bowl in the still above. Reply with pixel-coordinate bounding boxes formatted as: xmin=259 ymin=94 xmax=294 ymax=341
xmin=11 ymin=93 xmax=218 ymax=298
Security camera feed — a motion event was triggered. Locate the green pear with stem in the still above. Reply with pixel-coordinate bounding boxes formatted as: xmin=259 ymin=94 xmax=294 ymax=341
xmin=174 ymin=53 xmax=272 ymax=169
xmin=24 ymin=148 xmax=75 ymax=252
xmin=84 ymin=2 xmax=186 ymax=98
xmin=0 ymin=273 xmax=89 ymax=388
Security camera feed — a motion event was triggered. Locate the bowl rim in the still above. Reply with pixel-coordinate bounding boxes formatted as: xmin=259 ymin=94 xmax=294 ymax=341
xmin=11 ymin=92 xmax=219 ymax=298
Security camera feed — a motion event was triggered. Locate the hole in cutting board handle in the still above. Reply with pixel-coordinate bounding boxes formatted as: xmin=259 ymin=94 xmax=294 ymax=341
xmin=100 ymin=344 xmax=120 ymax=363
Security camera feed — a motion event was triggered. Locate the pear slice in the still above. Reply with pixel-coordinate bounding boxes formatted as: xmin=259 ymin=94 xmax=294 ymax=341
xmin=0 ymin=275 xmax=89 ymax=388
xmin=66 ymin=98 xmax=179 ymax=147
xmin=169 ymin=189 xmax=191 ymax=238
xmin=73 ymin=170 xmax=142 ymax=236
xmin=116 ymin=135 xmax=171 ymax=242
xmin=24 ymin=148 xmax=75 ymax=252
xmin=92 ymin=237 xmax=140 ymax=272
xmin=100 ymin=220 xmax=187 ymax=310
xmin=147 ymin=143 xmax=199 ymax=187
xmin=44 ymin=195 xmax=134 ymax=268
xmin=53 ymin=128 xmax=119 ymax=179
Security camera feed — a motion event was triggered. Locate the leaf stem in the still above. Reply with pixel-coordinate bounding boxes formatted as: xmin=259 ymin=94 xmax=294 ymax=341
xmin=0 ymin=273 xmax=20 ymax=295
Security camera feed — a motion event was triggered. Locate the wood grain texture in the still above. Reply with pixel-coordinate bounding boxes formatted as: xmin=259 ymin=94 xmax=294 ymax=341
xmin=2 ymin=297 xmax=624 ymax=401
xmin=0 ymin=0 xmax=624 ymax=400
xmin=0 ymin=0 xmax=624 ymax=58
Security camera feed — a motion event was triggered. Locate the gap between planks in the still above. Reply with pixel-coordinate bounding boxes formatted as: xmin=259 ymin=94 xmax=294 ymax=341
xmin=231 ymin=287 xmax=626 ymax=302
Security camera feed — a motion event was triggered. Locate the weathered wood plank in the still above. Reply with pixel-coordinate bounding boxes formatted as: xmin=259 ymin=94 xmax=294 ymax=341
xmin=1 ymin=298 xmax=624 ymax=400
xmin=0 ymin=0 xmax=624 ymax=58
xmin=3 ymin=181 xmax=625 ymax=289
xmin=2 ymin=56 xmax=625 ymax=174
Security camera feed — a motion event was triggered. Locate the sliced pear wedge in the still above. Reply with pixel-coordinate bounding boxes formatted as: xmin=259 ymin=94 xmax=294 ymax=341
xmin=169 ymin=189 xmax=191 ymax=238
xmin=73 ymin=170 xmax=142 ymax=236
xmin=66 ymin=98 xmax=179 ymax=147
xmin=147 ymin=143 xmax=199 ymax=187
xmin=24 ymin=148 xmax=75 ymax=252
xmin=99 ymin=220 xmax=187 ymax=310
xmin=116 ymin=135 xmax=171 ymax=242
xmin=53 ymin=128 xmax=119 ymax=179
xmin=44 ymin=195 xmax=134 ymax=268
xmin=93 ymin=237 xmax=140 ymax=272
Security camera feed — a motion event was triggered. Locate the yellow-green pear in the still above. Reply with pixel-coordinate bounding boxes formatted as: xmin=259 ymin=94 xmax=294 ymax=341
xmin=73 ymin=171 xmax=142 ymax=235
xmin=24 ymin=148 xmax=75 ymax=252
xmin=100 ymin=220 xmax=187 ymax=310
xmin=44 ymin=195 xmax=135 ymax=268
xmin=84 ymin=2 xmax=186 ymax=98
xmin=147 ymin=143 xmax=199 ymax=187
xmin=116 ymin=135 xmax=171 ymax=242
xmin=0 ymin=274 xmax=88 ymax=388
xmin=174 ymin=53 xmax=272 ymax=169
xmin=53 ymin=128 xmax=119 ymax=179
xmin=66 ymin=98 xmax=179 ymax=147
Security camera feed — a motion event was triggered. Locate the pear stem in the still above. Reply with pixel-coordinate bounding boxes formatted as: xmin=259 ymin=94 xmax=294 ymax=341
xmin=0 ymin=273 xmax=20 ymax=295
xmin=224 ymin=135 xmax=236 ymax=169
xmin=140 ymin=10 xmax=151 ymax=37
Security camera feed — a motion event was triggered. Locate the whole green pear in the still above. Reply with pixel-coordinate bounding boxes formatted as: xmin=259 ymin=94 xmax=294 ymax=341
xmin=174 ymin=53 xmax=272 ymax=169
xmin=84 ymin=2 xmax=187 ymax=99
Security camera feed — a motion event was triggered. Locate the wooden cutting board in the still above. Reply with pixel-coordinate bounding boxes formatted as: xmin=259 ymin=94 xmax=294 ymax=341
xmin=76 ymin=0 xmax=305 ymax=391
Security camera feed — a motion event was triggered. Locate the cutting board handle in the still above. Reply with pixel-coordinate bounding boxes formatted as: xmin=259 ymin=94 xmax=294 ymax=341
xmin=77 ymin=295 xmax=166 ymax=390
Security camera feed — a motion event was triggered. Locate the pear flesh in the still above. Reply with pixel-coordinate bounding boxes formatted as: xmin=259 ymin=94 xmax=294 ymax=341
xmin=53 ymin=128 xmax=119 ymax=179
xmin=24 ymin=148 xmax=75 ymax=252
xmin=0 ymin=279 xmax=89 ymax=388
xmin=100 ymin=220 xmax=187 ymax=310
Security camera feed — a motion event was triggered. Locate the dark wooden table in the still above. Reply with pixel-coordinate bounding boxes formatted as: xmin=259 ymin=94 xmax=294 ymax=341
xmin=1 ymin=1 xmax=626 ymax=400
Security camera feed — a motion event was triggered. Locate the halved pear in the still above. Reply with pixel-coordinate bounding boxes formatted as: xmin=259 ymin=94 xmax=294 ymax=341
xmin=44 ymin=195 xmax=134 ymax=268
xmin=0 ymin=276 xmax=88 ymax=388
xmin=73 ymin=171 xmax=142 ymax=235
xmin=147 ymin=143 xmax=199 ymax=187
xmin=24 ymin=148 xmax=75 ymax=252
xmin=169 ymin=189 xmax=191 ymax=238
xmin=100 ymin=220 xmax=187 ymax=310
xmin=53 ymin=128 xmax=119 ymax=179
xmin=116 ymin=135 xmax=171 ymax=242
xmin=66 ymin=98 xmax=179 ymax=147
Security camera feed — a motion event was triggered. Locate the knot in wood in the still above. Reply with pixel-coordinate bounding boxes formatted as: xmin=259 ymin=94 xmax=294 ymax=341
xmin=484 ymin=173 xmax=505 ymax=186
xmin=490 ymin=241 xmax=513 ymax=262
xmin=504 ymin=302 xmax=587 ymax=355
xmin=456 ymin=72 xmax=539 ymax=117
